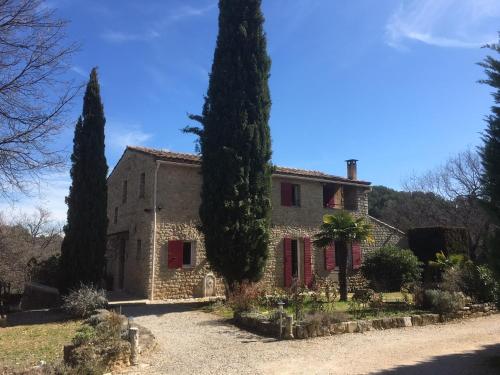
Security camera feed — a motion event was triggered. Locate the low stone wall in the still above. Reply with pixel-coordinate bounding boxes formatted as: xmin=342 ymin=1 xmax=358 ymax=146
xmin=233 ymin=302 xmax=498 ymax=340
xmin=233 ymin=312 xmax=281 ymax=337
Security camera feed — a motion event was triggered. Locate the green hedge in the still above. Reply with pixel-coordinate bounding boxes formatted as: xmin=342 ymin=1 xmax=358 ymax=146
xmin=408 ymin=227 xmax=469 ymax=265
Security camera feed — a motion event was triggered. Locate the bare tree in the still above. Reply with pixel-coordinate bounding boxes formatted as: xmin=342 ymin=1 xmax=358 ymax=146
xmin=0 ymin=0 xmax=79 ymax=197
xmin=404 ymin=148 xmax=492 ymax=258
xmin=0 ymin=206 xmax=62 ymax=291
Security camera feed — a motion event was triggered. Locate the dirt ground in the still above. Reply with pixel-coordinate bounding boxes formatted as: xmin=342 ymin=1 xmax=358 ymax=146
xmin=120 ymin=303 xmax=500 ymax=375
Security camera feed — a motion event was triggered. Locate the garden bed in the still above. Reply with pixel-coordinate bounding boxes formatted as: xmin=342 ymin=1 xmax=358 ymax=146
xmin=229 ymin=300 xmax=497 ymax=340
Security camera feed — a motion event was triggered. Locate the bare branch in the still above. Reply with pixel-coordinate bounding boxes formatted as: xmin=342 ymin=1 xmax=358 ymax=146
xmin=0 ymin=0 xmax=81 ymax=198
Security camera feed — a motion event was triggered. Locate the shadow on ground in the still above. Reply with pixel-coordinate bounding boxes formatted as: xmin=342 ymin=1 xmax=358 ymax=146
xmin=372 ymin=343 xmax=500 ymax=375
xmin=120 ymin=302 xmax=208 ymax=318
xmin=6 ymin=309 xmax=70 ymax=327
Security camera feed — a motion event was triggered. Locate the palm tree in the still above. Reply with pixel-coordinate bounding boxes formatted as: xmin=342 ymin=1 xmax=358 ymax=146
xmin=314 ymin=211 xmax=372 ymax=301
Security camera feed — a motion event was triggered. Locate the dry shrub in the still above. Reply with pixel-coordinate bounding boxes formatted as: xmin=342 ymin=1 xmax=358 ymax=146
xmin=62 ymin=284 xmax=108 ymax=318
xmin=66 ymin=311 xmax=130 ymax=373
xmin=228 ymin=280 xmax=261 ymax=313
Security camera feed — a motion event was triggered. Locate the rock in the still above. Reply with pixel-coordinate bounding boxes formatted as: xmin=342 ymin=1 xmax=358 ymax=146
xmin=331 ymin=322 xmax=347 ymax=334
xmin=371 ymin=319 xmax=384 ymax=330
xmin=346 ymin=321 xmax=358 ymax=333
xmin=402 ymin=317 xmax=412 ymax=327
xmin=357 ymin=320 xmax=372 ymax=332
xmin=411 ymin=315 xmax=423 ymax=326
xmin=382 ymin=318 xmax=396 ymax=329
xmin=421 ymin=314 xmax=440 ymax=325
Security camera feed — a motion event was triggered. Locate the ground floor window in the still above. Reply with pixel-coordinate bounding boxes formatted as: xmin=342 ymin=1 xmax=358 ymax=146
xmin=183 ymin=241 xmax=193 ymax=267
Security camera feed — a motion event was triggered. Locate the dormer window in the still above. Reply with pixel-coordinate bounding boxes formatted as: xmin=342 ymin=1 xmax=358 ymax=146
xmin=281 ymin=182 xmax=300 ymax=207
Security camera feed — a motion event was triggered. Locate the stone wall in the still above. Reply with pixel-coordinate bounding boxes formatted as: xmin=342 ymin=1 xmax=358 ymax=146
xmin=106 ymin=150 xmax=406 ymax=300
xmin=152 ymin=221 xmax=225 ymax=300
xmin=106 ymin=151 xmax=156 ymax=299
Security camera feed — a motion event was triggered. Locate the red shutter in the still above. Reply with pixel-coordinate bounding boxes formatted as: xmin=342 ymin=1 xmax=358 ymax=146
xmin=283 ymin=238 xmax=292 ymax=287
xmin=281 ymin=183 xmax=292 ymax=206
xmin=167 ymin=240 xmax=183 ymax=269
xmin=352 ymin=242 xmax=362 ymax=270
xmin=325 ymin=242 xmax=336 ymax=271
xmin=303 ymin=237 xmax=313 ymax=288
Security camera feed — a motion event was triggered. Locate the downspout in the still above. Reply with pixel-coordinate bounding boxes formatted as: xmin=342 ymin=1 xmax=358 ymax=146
xmin=150 ymin=160 xmax=160 ymax=301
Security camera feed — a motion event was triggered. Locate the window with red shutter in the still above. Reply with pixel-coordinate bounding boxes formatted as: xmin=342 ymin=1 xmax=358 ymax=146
xmin=167 ymin=240 xmax=183 ymax=269
xmin=283 ymin=238 xmax=292 ymax=287
xmin=303 ymin=237 xmax=312 ymax=288
xmin=352 ymin=242 xmax=362 ymax=269
xmin=324 ymin=242 xmax=336 ymax=271
xmin=281 ymin=183 xmax=292 ymax=206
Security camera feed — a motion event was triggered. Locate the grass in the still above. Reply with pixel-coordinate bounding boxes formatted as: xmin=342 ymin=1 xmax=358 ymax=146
xmin=0 ymin=320 xmax=81 ymax=371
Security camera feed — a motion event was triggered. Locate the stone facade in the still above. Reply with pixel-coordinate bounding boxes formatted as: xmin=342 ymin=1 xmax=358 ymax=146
xmin=106 ymin=147 xmax=407 ymax=300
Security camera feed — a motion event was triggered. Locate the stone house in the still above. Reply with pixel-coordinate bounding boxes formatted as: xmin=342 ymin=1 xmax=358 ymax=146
xmin=106 ymin=146 xmax=405 ymax=300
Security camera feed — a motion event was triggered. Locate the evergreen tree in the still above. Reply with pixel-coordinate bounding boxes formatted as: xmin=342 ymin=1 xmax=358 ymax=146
xmin=480 ymin=37 xmax=500 ymax=219
xmin=60 ymin=68 xmax=108 ymax=290
xmin=185 ymin=0 xmax=272 ymax=288
xmin=479 ymin=36 xmax=500 ymax=282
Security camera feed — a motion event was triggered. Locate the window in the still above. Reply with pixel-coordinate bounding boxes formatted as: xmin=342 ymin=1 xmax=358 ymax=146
xmin=136 ymin=239 xmax=142 ymax=261
xmin=281 ymin=182 xmax=301 ymax=207
xmin=114 ymin=207 xmax=118 ymax=224
xmin=122 ymin=180 xmax=128 ymax=203
xmin=323 ymin=184 xmax=342 ymax=209
xmin=168 ymin=240 xmax=196 ymax=269
xmin=139 ymin=173 xmax=145 ymax=198
xmin=183 ymin=241 xmax=192 ymax=267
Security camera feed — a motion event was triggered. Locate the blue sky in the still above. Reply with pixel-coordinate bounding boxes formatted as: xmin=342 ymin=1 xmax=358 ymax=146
xmin=3 ymin=0 xmax=500 ymax=221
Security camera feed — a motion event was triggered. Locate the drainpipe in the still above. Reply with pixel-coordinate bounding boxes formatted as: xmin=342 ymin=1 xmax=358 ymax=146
xmin=150 ymin=160 xmax=160 ymax=301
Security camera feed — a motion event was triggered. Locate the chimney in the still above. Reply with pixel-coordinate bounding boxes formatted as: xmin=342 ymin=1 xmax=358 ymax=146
xmin=346 ymin=159 xmax=358 ymax=180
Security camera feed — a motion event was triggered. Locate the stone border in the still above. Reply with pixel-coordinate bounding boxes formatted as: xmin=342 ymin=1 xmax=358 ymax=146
xmin=233 ymin=302 xmax=498 ymax=340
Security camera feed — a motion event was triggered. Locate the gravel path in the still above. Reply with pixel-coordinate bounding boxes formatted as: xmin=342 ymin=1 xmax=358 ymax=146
xmin=120 ymin=304 xmax=500 ymax=375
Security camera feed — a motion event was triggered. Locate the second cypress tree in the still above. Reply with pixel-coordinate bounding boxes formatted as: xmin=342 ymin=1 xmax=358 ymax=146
xmin=60 ymin=68 xmax=108 ymax=291
xmin=185 ymin=0 xmax=272 ymax=288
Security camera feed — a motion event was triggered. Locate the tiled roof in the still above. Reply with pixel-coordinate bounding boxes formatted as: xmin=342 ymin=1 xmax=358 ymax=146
xmin=127 ymin=146 xmax=371 ymax=186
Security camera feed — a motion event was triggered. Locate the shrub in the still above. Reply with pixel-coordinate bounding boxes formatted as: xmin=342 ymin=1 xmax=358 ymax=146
xmin=458 ymin=264 xmax=497 ymax=303
xmin=424 ymin=289 xmax=465 ymax=314
xmin=304 ymin=311 xmax=350 ymax=327
xmin=361 ymin=246 xmax=423 ymax=292
xmin=66 ymin=311 xmax=129 ymax=373
xmin=62 ymin=284 xmax=108 ymax=318
xmin=228 ymin=281 xmax=260 ymax=313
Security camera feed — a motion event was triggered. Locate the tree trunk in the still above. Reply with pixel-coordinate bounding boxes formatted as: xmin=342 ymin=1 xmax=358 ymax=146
xmin=338 ymin=241 xmax=349 ymax=301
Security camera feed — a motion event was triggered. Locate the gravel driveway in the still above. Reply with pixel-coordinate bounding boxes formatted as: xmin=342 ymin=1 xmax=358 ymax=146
xmin=120 ymin=303 xmax=500 ymax=375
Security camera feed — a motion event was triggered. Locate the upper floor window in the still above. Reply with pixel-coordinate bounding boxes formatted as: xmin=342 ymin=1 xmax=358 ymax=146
xmin=139 ymin=173 xmax=145 ymax=198
xmin=281 ymin=182 xmax=301 ymax=207
xmin=323 ymin=184 xmax=342 ymax=209
xmin=113 ymin=207 xmax=118 ymax=224
xmin=122 ymin=180 xmax=128 ymax=204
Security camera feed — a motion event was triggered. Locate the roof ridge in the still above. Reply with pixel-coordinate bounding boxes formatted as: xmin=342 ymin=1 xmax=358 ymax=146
xmin=125 ymin=145 xmax=371 ymax=185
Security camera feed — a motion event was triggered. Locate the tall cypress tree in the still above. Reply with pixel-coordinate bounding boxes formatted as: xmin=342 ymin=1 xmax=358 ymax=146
xmin=480 ymin=38 xmax=500 ymax=218
xmin=60 ymin=68 xmax=108 ymax=290
xmin=185 ymin=0 xmax=272 ymax=287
